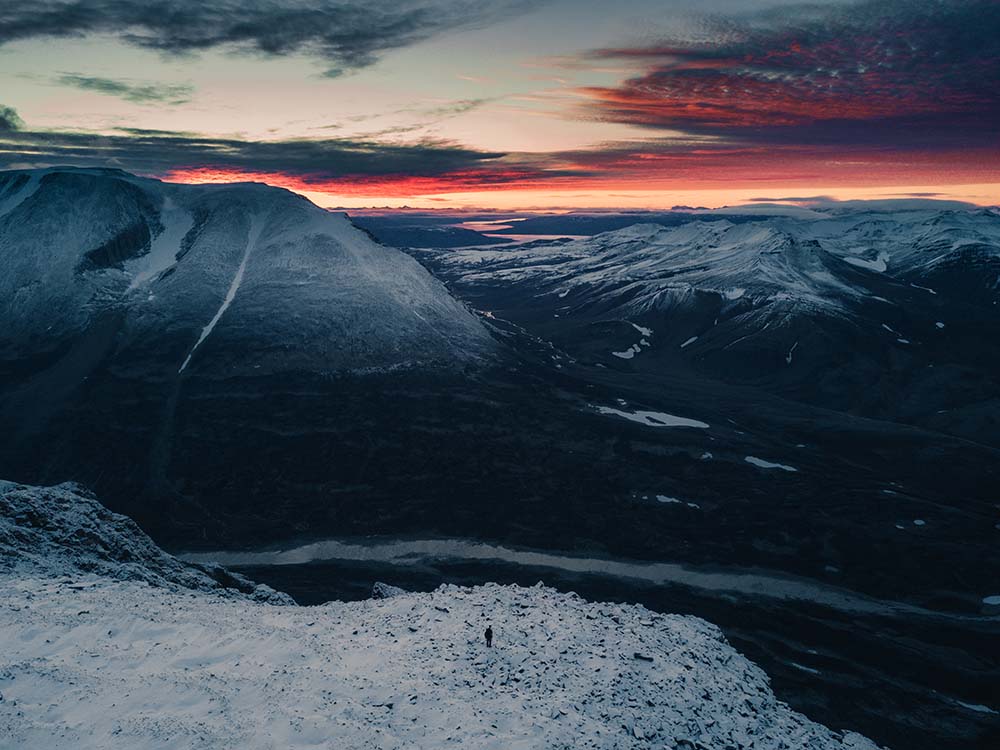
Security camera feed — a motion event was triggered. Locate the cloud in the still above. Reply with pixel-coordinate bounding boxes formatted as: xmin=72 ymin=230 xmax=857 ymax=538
xmin=0 ymin=127 xmax=502 ymax=177
xmin=418 ymin=98 xmax=491 ymax=118
xmin=0 ymin=106 xmax=23 ymax=131
xmin=0 ymin=1 xmax=535 ymax=74
xmin=1 ymin=111 xmax=996 ymax=198
xmin=55 ymin=74 xmax=194 ymax=104
xmin=577 ymin=0 xmax=1000 ymax=148
xmin=0 ymin=120 xmax=579 ymax=195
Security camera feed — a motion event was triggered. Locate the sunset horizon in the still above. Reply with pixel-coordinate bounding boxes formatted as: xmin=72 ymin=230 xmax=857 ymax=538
xmin=2 ymin=0 xmax=997 ymax=209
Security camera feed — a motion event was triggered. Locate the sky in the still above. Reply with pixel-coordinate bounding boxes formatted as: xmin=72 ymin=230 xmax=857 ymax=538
xmin=0 ymin=0 xmax=997 ymax=209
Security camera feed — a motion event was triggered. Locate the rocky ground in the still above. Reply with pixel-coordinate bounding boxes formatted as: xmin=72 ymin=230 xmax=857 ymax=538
xmin=0 ymin=577 xmax=880 ymax=750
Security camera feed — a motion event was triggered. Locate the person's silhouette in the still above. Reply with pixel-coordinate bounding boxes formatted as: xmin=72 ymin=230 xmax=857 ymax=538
xmin=485 ymin=625 xmax=493 ymax=647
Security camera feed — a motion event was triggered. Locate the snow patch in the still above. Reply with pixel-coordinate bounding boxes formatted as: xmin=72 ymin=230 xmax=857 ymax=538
xmin=612 ymin=344 xmax=641 ymax=360
xmin=596 ymin=406 xmax=709 ymax=429
xmin=844 ymin=251 xmax=888 ymax=273
xmin=127 ymin=198 xmax=195 ymax=290
xmin=745 ymin=456 xmax=799 ymax=472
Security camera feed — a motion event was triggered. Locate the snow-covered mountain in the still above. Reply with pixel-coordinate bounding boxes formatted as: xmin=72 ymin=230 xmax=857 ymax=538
xmin=413 ymin=208 xmax=1000 ymax=443
xmin=0 ymin=479 xmax=879 ymax=750
xmin=0 ymin=167 xmax=508 ymax=545
xmin=0 ymin=167 xmax=495 ymax=377
xmin=423 ymin=209 xmax=1000 ymax=316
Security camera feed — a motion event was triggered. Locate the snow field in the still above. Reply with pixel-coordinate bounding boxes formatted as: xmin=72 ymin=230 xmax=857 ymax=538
xmin=0 ymin=578 xmax=878 ymax=750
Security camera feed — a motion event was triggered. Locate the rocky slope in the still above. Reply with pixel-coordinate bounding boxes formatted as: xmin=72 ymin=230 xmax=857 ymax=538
xmin=0 ymin=479 xmax=291 ymax=603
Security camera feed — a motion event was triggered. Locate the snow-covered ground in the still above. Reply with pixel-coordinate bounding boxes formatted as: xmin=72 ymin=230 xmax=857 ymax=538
xmin=0 ymin=578 xmax=879 ymax=750
xmin=0 ymin=479 xmax=881 ymax=748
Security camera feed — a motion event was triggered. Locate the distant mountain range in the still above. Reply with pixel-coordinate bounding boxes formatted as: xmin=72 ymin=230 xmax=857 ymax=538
xmin=409 ymin=209 xmax=1000 ymax=446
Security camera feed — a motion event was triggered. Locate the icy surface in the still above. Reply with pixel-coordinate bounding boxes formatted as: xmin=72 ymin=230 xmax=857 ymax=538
xmin=0 ymin=578 xmax=880 ymax=750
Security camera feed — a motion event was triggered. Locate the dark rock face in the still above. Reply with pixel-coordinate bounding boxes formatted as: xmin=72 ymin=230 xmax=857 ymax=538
xmin=77 ymin=220 xmax=153 ymax=272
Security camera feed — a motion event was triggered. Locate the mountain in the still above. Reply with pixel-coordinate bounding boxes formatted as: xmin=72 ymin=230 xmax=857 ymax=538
xmin=0 ymin=483 xmax=880 ymax=749
xmin=410 ymin=209 xmax=1000 ymax=445
xmin=0 ymin=167 xmax=495 ymax=378
xmin=0 ymin=167 xmax=514 ymax=543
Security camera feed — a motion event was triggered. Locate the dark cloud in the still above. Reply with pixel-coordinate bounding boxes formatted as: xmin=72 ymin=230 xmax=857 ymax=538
xmin=578 ymin=0 xmax=1000 ymax=148
xmin=0 ymin=126 xmax=506 ymax=178
xmin=0 ymin=1 xmax=534 ymax=74
xmin=55 ymin=74 xmax=193 ymax=104
xmin=0 ymin=106 xmax=23 ymax=131
xmin=2 ymin=110 xmax=995 ymax=197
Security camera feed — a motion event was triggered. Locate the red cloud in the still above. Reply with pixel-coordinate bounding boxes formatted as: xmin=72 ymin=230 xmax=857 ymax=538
xmin=578 ymin=0 xmax=1000 ymax=139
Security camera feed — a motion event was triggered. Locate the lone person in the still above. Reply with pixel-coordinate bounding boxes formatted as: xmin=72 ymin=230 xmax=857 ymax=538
xmin=485 ymin=625 xmax=493 ymax=648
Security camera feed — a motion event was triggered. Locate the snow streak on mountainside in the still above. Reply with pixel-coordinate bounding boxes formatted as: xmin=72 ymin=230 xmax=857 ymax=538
xmin=178 ymin=215 xmax=263 ymax=373
xmin=0 ymin=168 xmax=496 ymax=376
